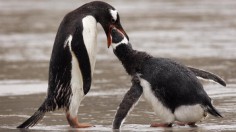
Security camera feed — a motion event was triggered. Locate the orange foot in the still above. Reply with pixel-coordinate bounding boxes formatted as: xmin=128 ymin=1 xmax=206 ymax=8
xmin=66 ymin=112 xmax=93 ymax=128
xmin=150 ymin=123 xmax=172 ymax=127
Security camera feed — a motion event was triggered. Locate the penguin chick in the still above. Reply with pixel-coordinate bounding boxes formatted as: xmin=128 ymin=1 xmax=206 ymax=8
xmin=110 ymin=27 xmax=223 ymax=129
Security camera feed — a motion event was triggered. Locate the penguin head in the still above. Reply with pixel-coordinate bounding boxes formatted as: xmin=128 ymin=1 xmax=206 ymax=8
xmin=86 ymin=1 xmax=129 ymax=48
xmin=110 ymin=27 xmax=131 ymax=50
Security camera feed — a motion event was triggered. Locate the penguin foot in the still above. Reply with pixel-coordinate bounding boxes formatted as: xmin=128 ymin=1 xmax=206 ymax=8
xmin=188 ymin=122 xmax=197 ymax=127
xmin=66 ymin=113 xmax=93 ymax=128
xmin=175 ymin=122 xmax=197 ymax=127
xmin=150 ymin=123 xmax=172 ymax=127
xmin=175 ymin=121 xmax=186 ymax=126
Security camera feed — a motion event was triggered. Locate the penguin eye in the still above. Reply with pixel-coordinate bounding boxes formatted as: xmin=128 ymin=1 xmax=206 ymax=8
xmin=111 ymin=18 xmax=116 ymax=23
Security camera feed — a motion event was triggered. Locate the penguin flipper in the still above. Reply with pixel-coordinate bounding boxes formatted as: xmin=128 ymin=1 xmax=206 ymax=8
xmin=71 ymin=27 xmax=92 ymax=95
xmin=17 ymin=110 xmax=45 ymax=128
xmin=188 ymin=66 xmax=226 ymax=87
xmin=113 ymin=76 xmax=143 ymax=129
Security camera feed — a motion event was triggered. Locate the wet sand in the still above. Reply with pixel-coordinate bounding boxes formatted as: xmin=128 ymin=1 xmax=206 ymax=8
xmin=0 ymin=0 xmax=236 ymax=131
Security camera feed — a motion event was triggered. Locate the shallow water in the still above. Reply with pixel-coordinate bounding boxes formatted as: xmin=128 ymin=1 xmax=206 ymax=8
xmin=0 ymin=0 xmax=236 ymax=131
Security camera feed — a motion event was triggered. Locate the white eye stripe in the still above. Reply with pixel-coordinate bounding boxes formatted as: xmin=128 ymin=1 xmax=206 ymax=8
xmin=110 ymin=9 xmax=118 ymax=21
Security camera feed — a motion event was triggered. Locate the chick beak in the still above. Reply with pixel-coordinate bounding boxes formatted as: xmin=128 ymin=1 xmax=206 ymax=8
xmin=107 ymin=25 xmax=128 ymax=48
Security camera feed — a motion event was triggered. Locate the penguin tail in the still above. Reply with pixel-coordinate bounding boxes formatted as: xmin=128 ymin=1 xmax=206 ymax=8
xmin=206 ymin=104 xmax=223 ymax=118
xmin=17 ymin=110 xmax=45 ymax=128
xmin=17 ymin=100 xmax=51 ymax=129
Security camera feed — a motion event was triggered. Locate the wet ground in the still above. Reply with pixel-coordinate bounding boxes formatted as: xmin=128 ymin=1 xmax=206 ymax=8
xmin=0 ymin=0 xmax=236 ymax=131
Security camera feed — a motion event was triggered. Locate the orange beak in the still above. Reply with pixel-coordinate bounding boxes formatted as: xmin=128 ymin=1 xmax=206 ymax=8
xmin=107 ymin=32 xmax=112 ymax=48
xmin=107 ymin=25 xmax=128 ymax=48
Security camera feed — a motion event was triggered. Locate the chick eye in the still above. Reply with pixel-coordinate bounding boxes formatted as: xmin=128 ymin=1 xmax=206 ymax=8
xmin=111 ymin=18 xmax=116 ymax=23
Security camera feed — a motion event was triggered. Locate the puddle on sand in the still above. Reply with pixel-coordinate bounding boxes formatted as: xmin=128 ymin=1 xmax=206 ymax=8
xmin=1 ymin=0 xmax=236 ymax=131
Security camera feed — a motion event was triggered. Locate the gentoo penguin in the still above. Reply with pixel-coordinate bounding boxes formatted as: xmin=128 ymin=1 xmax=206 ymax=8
xmin=17 ymin=1 xmax=128 ymax=128
xmin=109 ymin=27 xmax=224 ymax=129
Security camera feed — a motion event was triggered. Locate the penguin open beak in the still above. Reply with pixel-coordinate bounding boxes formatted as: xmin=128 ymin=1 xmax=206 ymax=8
xmin=107 ymin=25 xmax=128 ymax=48
xmin=107 ymin=31 xmax=112 ymax=48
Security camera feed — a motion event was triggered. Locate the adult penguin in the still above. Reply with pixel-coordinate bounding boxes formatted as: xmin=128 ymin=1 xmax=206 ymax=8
xmin=17 ymin=1 xmax=128 ymax=128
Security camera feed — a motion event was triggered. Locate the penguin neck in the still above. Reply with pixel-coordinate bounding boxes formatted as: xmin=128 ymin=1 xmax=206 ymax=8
xmin=114 ymin=44 xmax=152 ymax=75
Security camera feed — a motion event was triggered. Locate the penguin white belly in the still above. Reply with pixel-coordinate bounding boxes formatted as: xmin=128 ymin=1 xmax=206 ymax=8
xmin=139 ymin=78 xmax=206 ymax=123
xmin=65 ymin=16 xmax=98 ymax=117
xmin=139 ymin=78 xmax=175 ymax=123
xmin=69 ymin=51 xmax=85 ymax=117
xmin=174 ymin=104 xmax=207 ymax=123
xmin=82 ymin=15 xmax=97 ymax=75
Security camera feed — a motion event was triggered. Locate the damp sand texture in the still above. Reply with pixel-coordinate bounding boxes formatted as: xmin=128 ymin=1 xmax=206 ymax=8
xmin=0 ymin=0 xmax=236 ymax=131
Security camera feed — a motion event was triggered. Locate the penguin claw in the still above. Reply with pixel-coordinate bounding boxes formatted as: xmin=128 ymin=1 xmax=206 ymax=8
xmin=150 ymin=123 xmax=172 ymax=127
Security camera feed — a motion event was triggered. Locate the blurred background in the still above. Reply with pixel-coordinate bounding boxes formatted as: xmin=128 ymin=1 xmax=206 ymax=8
xmin=0 ymin=0 xmax=235 ymax=131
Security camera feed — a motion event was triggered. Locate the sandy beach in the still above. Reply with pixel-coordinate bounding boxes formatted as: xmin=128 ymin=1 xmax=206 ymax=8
xmin=0 ymin=0 xmax=236 ymax=131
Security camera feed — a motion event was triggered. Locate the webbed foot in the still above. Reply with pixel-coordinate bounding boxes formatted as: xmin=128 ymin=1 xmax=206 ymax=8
xmin=66 ymin=112 xmax=93 ymax=128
